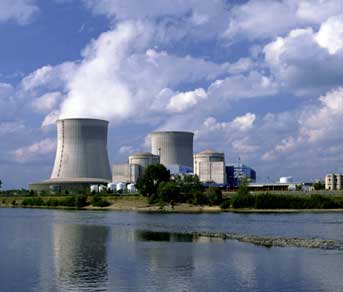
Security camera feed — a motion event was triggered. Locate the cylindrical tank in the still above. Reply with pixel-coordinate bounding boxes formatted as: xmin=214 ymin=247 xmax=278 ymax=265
xmin=150 ymin=131 xmax=194 ymax=168
xmin=280 ymin=177 xmax=293 ymax=183
xmin=127 ymin=183 xmax=137 ymax=193
xmin=107 ymin=183 xmax=116 ymax=192
xmin=90 ymin=185 xmax=99 ymax=193
xmin=116 ymin=182 xmax=126 ymax=192
xmin=50 ymin=118 xmax=111 ymax=180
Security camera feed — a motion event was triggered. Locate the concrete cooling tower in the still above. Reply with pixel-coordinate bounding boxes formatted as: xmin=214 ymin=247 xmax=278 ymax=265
xmin=51 ymin=118 xmax=111 ymax=180
xmin=30 ymin=118 xmax=111 ymax=191
xmin=150 ymin=131 xmax=194 ymax=168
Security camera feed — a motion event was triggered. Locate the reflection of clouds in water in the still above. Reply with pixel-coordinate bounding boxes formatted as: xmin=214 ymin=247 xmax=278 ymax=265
xmin=53 ymin=224 xmax=109 ymax=291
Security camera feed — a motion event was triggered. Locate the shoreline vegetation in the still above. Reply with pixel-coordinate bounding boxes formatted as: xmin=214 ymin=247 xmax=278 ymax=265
xmin=1 ymin=165 xmax=342 ymax=213
xmin=1 ymin=193 xmax=343 ymax=213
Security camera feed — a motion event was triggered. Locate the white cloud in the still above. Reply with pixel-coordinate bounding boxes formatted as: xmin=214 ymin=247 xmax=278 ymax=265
xmin=21 ymin=62 xmax=77 ymax=92
xmin=32 ymin=92 xmax=63 ymax=112
xmin=316 ymin=14 xmax=343 ymax=54
xmin=0 ymin=0 xmax=39 ymax=25
xmin=167 ymin=88 xmax=207 ymax=113
xmin=0 ymin=121 xmax=25 ymax=135
xmin=12 ymin=138 xmax=56 ymax=162
xmin=224 ymin=0 xmax=343 ymax=41
xmin=264 ymin=23 xmax=343 ymax=96
xmin=41 ymin=110 xmax=60 ymax=127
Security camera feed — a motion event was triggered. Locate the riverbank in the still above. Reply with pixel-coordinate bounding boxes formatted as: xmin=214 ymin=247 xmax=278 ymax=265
xmin=2 ymin=195 xmax=343 ymax=213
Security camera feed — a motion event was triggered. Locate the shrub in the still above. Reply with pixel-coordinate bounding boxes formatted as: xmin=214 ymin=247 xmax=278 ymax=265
xmin=231 ymin=193 xmax=255 ymax=208
xmin=91 ymin=195 xmax=111 ymax=207
xmin=157 ymin=181 xmax=180 ymax=203
xmin=220 ymin=198 xmax=231 ymax=209
xmin=205 ymin=187 xmax=223 ymax=206
xmin=192 ymin=191 xmax=209 ymax=205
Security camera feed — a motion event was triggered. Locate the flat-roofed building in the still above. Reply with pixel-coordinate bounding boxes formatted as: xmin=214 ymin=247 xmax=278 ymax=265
xmin=325 ymin=174 xmax=343 ymax=190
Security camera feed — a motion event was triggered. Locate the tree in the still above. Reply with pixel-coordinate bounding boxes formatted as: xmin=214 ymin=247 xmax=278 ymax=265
xmin=136 ymin=164 xmax=170 ymax=197
xmin=174 ymin=175 xmax=202 ymax=193
xmin=237 ymin=177 xmax=250 ymax=197
xmin=313 ymin=181 xmax=325 ymax=190
xmin=157 ymin=181 xmax=180 ymax=203
xmin=205 ymin=187 xmax=223 ymax=205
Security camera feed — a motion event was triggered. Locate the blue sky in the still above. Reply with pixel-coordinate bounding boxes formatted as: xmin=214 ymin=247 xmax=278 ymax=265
xmin=0 ymin=0 xmax=342 ymax=189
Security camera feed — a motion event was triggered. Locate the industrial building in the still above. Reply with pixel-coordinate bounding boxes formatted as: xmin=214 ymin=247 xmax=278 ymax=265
xmin=150 ymin=131 xmax=194 ymax=169
xmin=226 ymin=163 xmax=256 ymax=188
xmin=193 ymin=150 xmax=227 ymax=184
xmin=30 ymin=118 xmax=112 ymax=191
xmin=325 ymin=174 xmax=343 ymax=190
xmin=112 ymin=152 xmax=159 ymax=184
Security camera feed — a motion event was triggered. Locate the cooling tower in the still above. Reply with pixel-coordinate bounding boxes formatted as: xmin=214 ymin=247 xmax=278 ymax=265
xmin=50 ymin=118 xmax=111 ymax=180
xmin=150 ymin=131 xmax=194 ymax=168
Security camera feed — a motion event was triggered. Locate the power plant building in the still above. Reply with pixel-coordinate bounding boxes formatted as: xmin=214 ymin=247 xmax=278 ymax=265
xmin=325 ymin=174 xmax=343 ymax=190
xmin=193 ymin=150 xmax=227 ymax=184
xmin=226 ymin=163 xmax=256 ymax=188
xmin=150 ymin=131 xmax=194 ymax=169
xmin=30 ymin=118 xmax=112 ymax=191
xmin=112 ymin=152 xmax=159 ymax=184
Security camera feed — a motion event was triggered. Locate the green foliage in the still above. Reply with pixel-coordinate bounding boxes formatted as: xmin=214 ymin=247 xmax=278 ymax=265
xmin=192 ymin=190 xmax=209 ymax=205
xmin=136 ymin=164 xmax=170 ymax=197
xmin=22 ymin=197 xmax=44 ymax=206
xmin=174 ymin=175 xmax=202 ymax=193
xmin=231 ymin=193 xmax=255 ymax=208
xmin=157 ymin=181 xmax=180 ymax=203
xmin=220 ymin=198 xmax=231 ymax=209
xmin=205 ymin=187 xmax=223 ymax=206
xmin=22 ymin=195 xmax=89 ymax=208
xmin=91 ymin=195 xmax=111 ymax=207
xmin=237 ymin=177 xmax=250 ymax=197
xmin=313 ymin=181 xmax=325 ymax=190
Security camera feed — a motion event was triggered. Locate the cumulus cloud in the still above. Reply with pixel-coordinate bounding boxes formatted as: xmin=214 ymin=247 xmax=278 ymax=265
xmin=264 ymin=19 xmax=343 ymax=96
xmin=32 ymin=92 xmax=63 ymax=112
xmin=224 ymin=0 xmax=343 ymax=41
xmin=12 ymin=138 xmax=56 ymax=162
xmin=167 ymin=88 xmax=207 ymax=113
xmin=0 ymin=0 xmax=39 ymax=24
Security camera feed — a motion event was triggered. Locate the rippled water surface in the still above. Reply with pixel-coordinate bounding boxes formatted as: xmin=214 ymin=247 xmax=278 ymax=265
xmin=0 ymin=208 xmax=343 ymax=292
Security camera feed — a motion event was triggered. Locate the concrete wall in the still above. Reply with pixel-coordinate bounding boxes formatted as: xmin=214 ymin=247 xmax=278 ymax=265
xmin=150 ymin=131 xmax=194 ymax=168
xmin=197 ymin=161 xmax=226 ymax=184
xmin=51 ymin=119 xmax=111 ymax=180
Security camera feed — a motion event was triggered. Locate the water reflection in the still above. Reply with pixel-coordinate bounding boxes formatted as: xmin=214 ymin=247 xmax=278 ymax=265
xmin=53 ymin=224 xmax=109 ymax=291
xmin=133 ymin=230 xmax=224 ymax=243
xmin=1 ymin=209 xmax=343 ymax=292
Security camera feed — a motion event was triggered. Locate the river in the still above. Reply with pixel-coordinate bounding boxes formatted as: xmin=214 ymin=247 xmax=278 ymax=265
xmin=0 ymin=208 xmax=342 ymax=292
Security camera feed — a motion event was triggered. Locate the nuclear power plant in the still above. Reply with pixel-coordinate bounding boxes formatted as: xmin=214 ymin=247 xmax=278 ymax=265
xmin=30 ymin=118 xmax=112 ymax=191
xmin=30 ymin=118 xmax=256 ymax=191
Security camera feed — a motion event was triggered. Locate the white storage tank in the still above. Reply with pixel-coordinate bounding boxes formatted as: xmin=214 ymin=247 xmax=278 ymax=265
xmin=127 ymin=183 xmax=137 ymax=193
xmin=280 ymin=177 xmax=293 ymax=183
xmin=90 ymin=185 xmax=99 ymax=193
xmin=116 ymin=182 xmax=126 ymax=192
xmin=107 ymin=183 xmax=116 ymax=192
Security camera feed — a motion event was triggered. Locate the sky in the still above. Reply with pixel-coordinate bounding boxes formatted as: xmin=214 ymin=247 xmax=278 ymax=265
xmin=0 ymin=0 xmax=342 ymax=189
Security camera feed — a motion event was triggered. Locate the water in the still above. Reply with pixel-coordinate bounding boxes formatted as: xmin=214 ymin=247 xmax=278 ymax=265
xmin=0 ymin=208 xmax=343 ymax=292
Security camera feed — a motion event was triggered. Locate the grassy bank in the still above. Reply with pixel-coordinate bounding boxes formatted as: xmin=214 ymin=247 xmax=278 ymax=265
xmin=1 ymin=192 xmax=343 ymax=212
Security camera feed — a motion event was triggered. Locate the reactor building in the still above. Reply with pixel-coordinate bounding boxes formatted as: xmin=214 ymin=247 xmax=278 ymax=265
xmin=150 ymin=131 xmax=194 ymax=169
xmin=30 ymin=118 xmax=112 ymax=191
xmin=193 ymin=150 xmax=227 ymax=185
xmin=112 ymin=152 xmax=160 ymax=184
